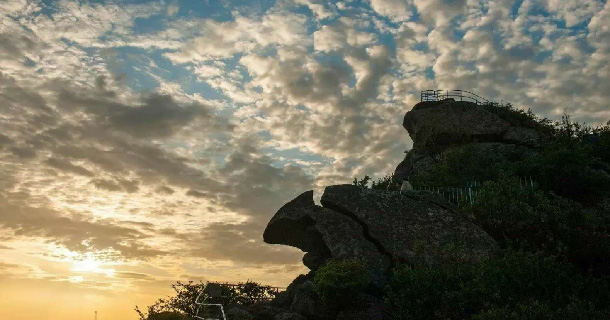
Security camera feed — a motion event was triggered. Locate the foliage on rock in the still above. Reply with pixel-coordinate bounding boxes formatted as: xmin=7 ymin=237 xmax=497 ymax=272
xmin=313 ymin=259 xmax=370 ymax=308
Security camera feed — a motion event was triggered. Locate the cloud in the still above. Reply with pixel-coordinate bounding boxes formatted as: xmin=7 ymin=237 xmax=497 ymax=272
xmin=167 ymin=3 xmax=179 ymax=16
xmin=57 ymin=87 xmax=225 ymax=139
xmin=368 ymin=0 xmax=412 ymax=22
xmin=188 ymin=222 xmax=304 ymax=266
xmin=91 ymin=178 xmax=139 ymax=193
xmin=0 ymin=198 xmax=164 ymax=259
xmin=1 ymin=0 xmax=610 ymax=300
xmin=45 ymin=158 xmax=94 ymax=177
xmin=313 ymin=17 xmax=378 ymax=53
xmin=544 ymin=0 xmax=603 ymax=27
xmin=165 ymin=12 xmax=309 ymax=63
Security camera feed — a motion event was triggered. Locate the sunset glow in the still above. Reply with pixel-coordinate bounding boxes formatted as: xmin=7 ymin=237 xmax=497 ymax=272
xmin=1 ymin=0 xmax=609 ymax=319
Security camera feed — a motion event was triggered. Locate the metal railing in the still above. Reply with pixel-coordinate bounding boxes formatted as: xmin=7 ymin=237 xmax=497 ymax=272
xmin=421 ymin=90 xmax=490 ymax=105
xmin=413 ymin=178 xmax=535 ymax=206
xmin=195 ymin=282 xmax=286 ymax=320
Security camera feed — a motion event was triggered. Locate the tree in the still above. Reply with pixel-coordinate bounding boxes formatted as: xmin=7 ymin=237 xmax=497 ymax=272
xmin=136 ymin=281 xmax=280 ymax=320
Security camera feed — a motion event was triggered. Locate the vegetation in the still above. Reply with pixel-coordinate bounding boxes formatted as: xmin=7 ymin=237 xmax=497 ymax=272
xmin=136 ymin=281 xmax=280 ymax=320
xmin=313 ymin=259 xmax=369 ymax=308
xmin=386 ymin=250 xmax=610 ymax=320
xmin=481 ymin=101 xmax=554 ymax=132
xmin=353 ymin=173 xmax=400 ymax=190
xmin=143 ymin=106 xmax=610 ymax=319
xmin=351 ymin=108 xmax=610 ymax=318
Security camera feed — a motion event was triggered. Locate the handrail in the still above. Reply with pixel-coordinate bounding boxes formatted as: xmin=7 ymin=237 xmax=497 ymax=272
xmin=421 ymin=90 xmax=490 ymax=105
xmin=194 ymin=281 xmax=287 ymax=320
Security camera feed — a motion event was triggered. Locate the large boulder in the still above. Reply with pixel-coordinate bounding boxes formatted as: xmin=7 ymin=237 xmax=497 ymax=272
xmin=403 ymin=99 xmax=544 ymax=149
xmin=404 ymin=100 xmax=511 ymax=149
xmin=264 ymin=186 xmax=498 ymax=275
xmin=320 ymin=185 xmax=498 ymax=266
xmin=263 ymin=190 xmax=391 ymax=284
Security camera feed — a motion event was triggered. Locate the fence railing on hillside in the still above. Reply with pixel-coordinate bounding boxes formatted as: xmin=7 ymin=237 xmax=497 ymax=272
xmin=413 ymin=177 xmax=535 ymax=206
xmin=195 ymin=282 xmax=286 ymax=320
xmin=421 ymin=90 xmax=490 ymax=105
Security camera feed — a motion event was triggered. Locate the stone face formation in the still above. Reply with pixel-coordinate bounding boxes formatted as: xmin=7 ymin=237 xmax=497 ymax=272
xmin=264 ymin=184 xmax=498 ymax=281
xmin=263 ymin=98 xmax=514 ymax=319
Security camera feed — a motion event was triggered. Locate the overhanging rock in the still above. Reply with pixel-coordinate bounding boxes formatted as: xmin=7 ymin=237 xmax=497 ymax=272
xmin=264 ymin=186 xmax=498 ymax=283
xmin=263 ymin=190 xmax=391 ymax=284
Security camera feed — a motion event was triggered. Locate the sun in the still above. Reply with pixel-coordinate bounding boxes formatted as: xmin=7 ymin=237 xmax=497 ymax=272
xmin=71 ymin=256 xmax=115 ymax=276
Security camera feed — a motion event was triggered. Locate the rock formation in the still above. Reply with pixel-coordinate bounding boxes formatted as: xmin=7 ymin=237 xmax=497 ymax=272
xmin=264 ymin=186 xmax=497 ymax=275
xmin=260 ymin=97 xmax=545 ymax=319
xmin=395 ymin=99 xmax=548 ymax=181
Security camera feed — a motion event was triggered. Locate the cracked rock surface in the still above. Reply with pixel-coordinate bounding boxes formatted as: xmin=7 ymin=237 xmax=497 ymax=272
xmin=321 ymin=185 xmax=498 ymax=266
xmin=264 ymin=185 xmax=498 ymax=279
xmin=263 ymin=190 xmax=390 ymax=285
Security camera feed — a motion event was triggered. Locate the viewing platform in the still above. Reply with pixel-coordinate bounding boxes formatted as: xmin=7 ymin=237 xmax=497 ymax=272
xmin=421 ymin=90 xmax=490 ymax=105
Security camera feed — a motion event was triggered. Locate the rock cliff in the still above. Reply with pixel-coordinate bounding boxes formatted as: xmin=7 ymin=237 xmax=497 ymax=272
xmin=264 ymin=185 xmax=498 ymax=319
xmin=264 ymin=186 xmax=497 ymax=276
xmin=261 ymin=98 xmax=551 ymax=320
xmin=395 ymin=99 xmax=549 ymax=182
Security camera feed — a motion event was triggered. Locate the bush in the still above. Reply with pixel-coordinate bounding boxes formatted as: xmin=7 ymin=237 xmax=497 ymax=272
xmin=463 ymin=177 xmax=571 ymax=253
xmin=136 ymin=281 xmax=280 ymax=320
xmin=472 ymin=300 xmax=610 ymax=320
xmin=481 ymin=102 xmax=553 ymax=132
xmin=463 ymin=177 xmax=610 ymax=274
xmin=352 ymin=175 xmax=371 ymax=188
xmin=353 ymin=174 xmax=401 ymax=190
xmin=371 ymin=173 xmax=400 ymax=190
xmin=385 ymin=251 xmax=610 ymax=320
xmin=313 ymin=259 xmax=370 ymax=308
xmin=146 ymin=312 xmax=189 ymax=320
xmin=411 ymin=144 xmax=518 ymax=187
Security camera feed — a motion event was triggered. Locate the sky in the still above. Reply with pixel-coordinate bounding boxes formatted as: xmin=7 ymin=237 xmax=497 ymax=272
xmin=0 ymin=0 xmax=609 ymax=319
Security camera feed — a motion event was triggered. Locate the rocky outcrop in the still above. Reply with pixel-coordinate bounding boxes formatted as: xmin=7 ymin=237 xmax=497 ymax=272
xmin=225 ymin=306 xmax=253 ymax=320
xmin=320 ymin=185 xmax=498 ymax=265
xmin=403 ymin=99 xmax=545 ymax=149
xmin=263 ymin=190 xmax=391 ymax=285
xmin=394 ymin=99 xmax=549 ymax=181
xmin=262 ymin=98 xmax=538 ymax=319
xmin=264 ymin=185 xmax=498 ymax=273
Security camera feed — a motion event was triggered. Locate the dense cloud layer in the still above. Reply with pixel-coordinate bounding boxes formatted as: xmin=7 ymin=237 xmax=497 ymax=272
xmin=0 ymin=1 xmax=609 ymax=318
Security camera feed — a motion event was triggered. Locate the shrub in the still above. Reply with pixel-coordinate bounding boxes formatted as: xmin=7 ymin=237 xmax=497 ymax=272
xmin=313 ymin=259 xmax=370 ymax=308
xmin=353 ymin=174 xmax=401 ymax=190
xmin=371 ymin=173 xmax=400 ymax=190
xmin=385 ymin=251 xmax=610 ymax=320
xmin=481 ymin=102 xmax=554 ymax=132
xmin=463 ymin=177 xmax=571 ymax=252
xmin=411 ymin=144 xmax=518 ymax=187
xmin=146 ymin=312 xmax=189 ymax=320
xmin=136 ymin=281 xmax=279 ymax=320
xmin=472 ymin=300 xmax=610 ymax=320
xmin=352 ymin=175 xmax=371 ymax=188
xmin=463 ymin=176 xmax=610 ymax=274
